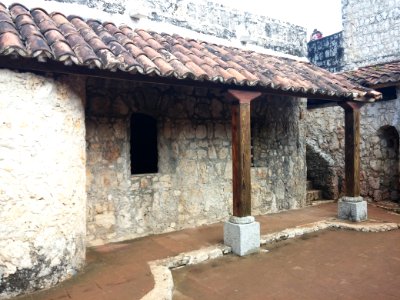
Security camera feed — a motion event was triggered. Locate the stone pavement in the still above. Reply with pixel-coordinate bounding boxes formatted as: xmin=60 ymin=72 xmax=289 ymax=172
xmin=16 ymin=203 xmax=400 ymax=300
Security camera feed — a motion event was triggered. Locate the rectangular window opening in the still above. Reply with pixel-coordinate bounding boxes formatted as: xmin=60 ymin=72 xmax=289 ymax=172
xmin=130 ymin=113 xmax=158 ymax=175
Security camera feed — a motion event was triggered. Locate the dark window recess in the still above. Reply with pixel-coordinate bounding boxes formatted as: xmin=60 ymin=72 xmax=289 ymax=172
xmin=376 ymin=86 xmax=397 ymax=101
xmin=130 ymin=113 xmax=158 ymax=175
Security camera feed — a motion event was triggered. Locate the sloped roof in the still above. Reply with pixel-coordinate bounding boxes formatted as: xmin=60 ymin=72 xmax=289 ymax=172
xmin=0 ymin=3 xmax=381 ymax=101
xmin=340 ymin=61 xmax=400 ymax=88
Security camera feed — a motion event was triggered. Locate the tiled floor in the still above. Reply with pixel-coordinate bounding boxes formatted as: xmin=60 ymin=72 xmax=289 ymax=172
xmin=16 ymin=203 xmax=400 ymax=300
xmin=173 ymin=229 xmax=400 ymax=300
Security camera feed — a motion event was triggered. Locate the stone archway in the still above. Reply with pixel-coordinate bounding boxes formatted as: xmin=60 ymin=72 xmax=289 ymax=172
xmin=375 ymin=126 xmax=399 ymax=201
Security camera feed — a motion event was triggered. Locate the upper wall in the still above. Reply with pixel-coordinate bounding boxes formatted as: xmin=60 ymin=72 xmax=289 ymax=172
xmin=307 ymin=32 xmax=345 ymax=72
xmin=308 ymin=0 xmax=400 ymax=71
xmin=341 ymin=0 xmax=400 ymax=69
xmin=41 ymin=0 xmax=307 ymax=57
xmin=0 ymin=70 xmax=87 ymax=299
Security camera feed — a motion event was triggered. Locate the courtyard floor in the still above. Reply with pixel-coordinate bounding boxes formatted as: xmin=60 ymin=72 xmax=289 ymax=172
xmin=16 ymin=202 xmax=400 ymax=300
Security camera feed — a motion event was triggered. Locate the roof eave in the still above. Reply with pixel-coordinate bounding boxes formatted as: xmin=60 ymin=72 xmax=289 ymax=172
xmin=0 ymin=55 xmax=373 ymax=102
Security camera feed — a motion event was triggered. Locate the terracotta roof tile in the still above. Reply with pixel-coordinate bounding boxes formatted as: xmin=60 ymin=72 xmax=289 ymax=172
xmin=135 ymin=54 xmax=158 ymax=73
xmin=152 ymin=56 xmax=174 ymax=75
xmin=184 ymin=60 xmax=208 ymax=78
xmin=171 ymin=43 xmax=192 ymax=56
xmin=226 ymin=67 xmax=248 ymax=83
xmin=199 ymin=63 xmax=223 ymax=81
xmin=0 ymin=2 xmax=381 ymax=101
xmin=124 ymin=43 xmax=145 ymax=58
xmin=202 ymin=56 xmax=219 ymax=68
xmin=146 ymin=38 xmax=164 ymax=51
xmin=142 ymin=46 xmax=162 ymax=61
xmin=169 ymin=59 xmax=193 ymax=78
xmin=158 ymin=48 xmax=178 ymax=63
xmin=339 ymin=61 xmax=400 ymax=87
xmin=0 ymin=32 xmax=26 ymax=55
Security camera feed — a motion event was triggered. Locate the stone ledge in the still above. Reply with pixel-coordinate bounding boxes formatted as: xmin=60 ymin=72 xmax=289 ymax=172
xmin=338 ymin=199 xmax=367 ymax=222
xmin=224 ymin=220 xmax=260 ymax=256
xmin=142 ymin=219 xmax=400 ymax=300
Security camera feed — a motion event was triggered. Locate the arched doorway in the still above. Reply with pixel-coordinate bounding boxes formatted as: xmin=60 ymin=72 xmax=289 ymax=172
xmin=377 ymin=126 xmax=399 ymax=201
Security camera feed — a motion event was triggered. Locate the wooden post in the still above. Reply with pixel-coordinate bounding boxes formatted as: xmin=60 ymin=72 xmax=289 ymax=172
xmin=228 ymin=90 xmax=261 ymax=217
xmin=339 ymin=101 xmax=364 ymax=197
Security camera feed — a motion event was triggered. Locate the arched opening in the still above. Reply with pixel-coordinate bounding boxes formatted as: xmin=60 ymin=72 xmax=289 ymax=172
xmin=376 ymin=126 xmax=399 ymax=201
xmin=130 ymin=113 xmax=158 ymax=175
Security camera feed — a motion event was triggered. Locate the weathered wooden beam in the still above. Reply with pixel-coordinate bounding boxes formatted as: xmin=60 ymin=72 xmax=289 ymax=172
xmin=339 ymin=101 xmax=364 ymax=197
xmin=229 ymin=90 xmax=261 ymax=217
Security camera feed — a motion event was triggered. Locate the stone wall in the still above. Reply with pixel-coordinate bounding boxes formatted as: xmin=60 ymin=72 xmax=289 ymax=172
xmin=43 ymin=0 xmax=307 ymax=57
xmin=307 ymin=0 xmax=400 ymax=71
xmin=85 ymin=79 xmax=307 ymax=245
xmin=307 ymin=32 xmax=345 ymax=72
xmin=0 ymin=70 xmax=86 ymax=299
xmin=306 ymin=88 xmax=400 ymax=201
xmin=342 ymin=0 xmax=400 ymax=69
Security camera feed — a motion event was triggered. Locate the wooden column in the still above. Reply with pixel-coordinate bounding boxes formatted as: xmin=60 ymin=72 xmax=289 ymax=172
xmin=339 ymin=101 xmax=364 ymax=197
xmin=228 ymin=90 xmax=261 ymax=217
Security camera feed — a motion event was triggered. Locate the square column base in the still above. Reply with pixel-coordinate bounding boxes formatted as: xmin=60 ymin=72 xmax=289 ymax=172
xmin=338 ymin=196 xmax=367 ymax=222
xmin=224 ymin=216 xmax=260 ymax=256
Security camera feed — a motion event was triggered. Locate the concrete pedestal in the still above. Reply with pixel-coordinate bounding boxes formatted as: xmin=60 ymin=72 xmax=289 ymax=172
xmin=224 ymin=216 xmax=260 ymax=256
xmin=338 ymin=196 xmax=367 ymax=222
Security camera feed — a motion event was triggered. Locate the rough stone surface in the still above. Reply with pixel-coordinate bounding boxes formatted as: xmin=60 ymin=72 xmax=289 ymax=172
xmin=47 ymin=0 xmax=307 ymax=57
xmin=0 ymin=70 xmax=86 ymax=299
xmin=306 ymin=0 xmax=400 ymax=203
xmin=224 ymin=221 xmax=260 ymax=256
xmin=143 ymin=244 xmax=230 ymax=300
xmin=341 ymin=0 xmax=400 ymax=70
xmin=338 ymin=199 xmax=368 ymax=222
xmin=306 ymin=92 xmax=400 ymax=202
xmin=85 ymin=78 xmax=306 ymax=245
xmin=306 ymin=141 xmax=338 ymax=199
xmin=50 ymin=0 xmax=126 ymax=14
xmin=307 ymin=32 xmax=345 ymax=72
xmin=140 ymin=0 xmax=307 ymax=57
xmin=307 ymin=0 xmax=400 ymax=71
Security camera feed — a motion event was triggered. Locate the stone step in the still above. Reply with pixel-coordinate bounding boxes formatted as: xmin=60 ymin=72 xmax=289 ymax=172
xmin=306 ymin=180 xmax=313 ymax=190
xmin=306 ymin=189 xmax=323 ymax=204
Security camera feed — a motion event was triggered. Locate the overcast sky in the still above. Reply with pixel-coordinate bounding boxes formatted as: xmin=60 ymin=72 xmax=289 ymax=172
xmin=215 ymin=0 xmax=343 ymax=37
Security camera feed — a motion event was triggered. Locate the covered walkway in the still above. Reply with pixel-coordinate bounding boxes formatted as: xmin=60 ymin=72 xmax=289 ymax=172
xmin=17 ymin=203 xmax=400 ymax=300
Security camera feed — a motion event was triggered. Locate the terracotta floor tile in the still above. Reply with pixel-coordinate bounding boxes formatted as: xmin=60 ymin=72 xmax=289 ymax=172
xmin=15 ymin=203 xmax=400 ymax=300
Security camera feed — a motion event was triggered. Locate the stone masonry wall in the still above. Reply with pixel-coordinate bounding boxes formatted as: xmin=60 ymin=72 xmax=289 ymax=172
xmin=44 ymin=0 xmax=307 ymax=57
xmin=0 ymin=70 xmax=86 ymax=299
xmin=307 ymin=32 xmax=345 ymax=72
xmin=85 ymin=79 xmax=306 ymax=245
xmin=342 ymin=0 xmax=400 ymax=69
xmin=306 ymin=87 xmax=400 ymax=202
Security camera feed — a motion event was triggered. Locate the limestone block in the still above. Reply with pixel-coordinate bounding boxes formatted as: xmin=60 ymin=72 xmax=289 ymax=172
xmin=94 ymin=212 xmax=116 ymax=229
xmin=338 ymin=198 xmax=367 ymax=222
xmin=224 ymin=220 xmax=260 ymax=256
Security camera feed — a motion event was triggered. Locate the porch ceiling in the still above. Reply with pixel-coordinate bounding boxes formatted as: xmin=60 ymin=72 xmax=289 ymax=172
xmin=0 ymin=2 xmax=381 ymax=102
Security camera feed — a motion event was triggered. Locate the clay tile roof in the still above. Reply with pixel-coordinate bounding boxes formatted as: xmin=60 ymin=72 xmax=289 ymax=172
xmin=0 ymin=2 xmax=381 ymax=101
xmin=339 ymin=61 xmax=400 ymax=87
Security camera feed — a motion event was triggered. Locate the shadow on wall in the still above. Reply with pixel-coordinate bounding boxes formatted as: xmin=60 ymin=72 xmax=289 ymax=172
xmin=306 ymin=142 xmax=339 ymax=200
xmin=372 ymin=125 xmax=400 ymax=202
